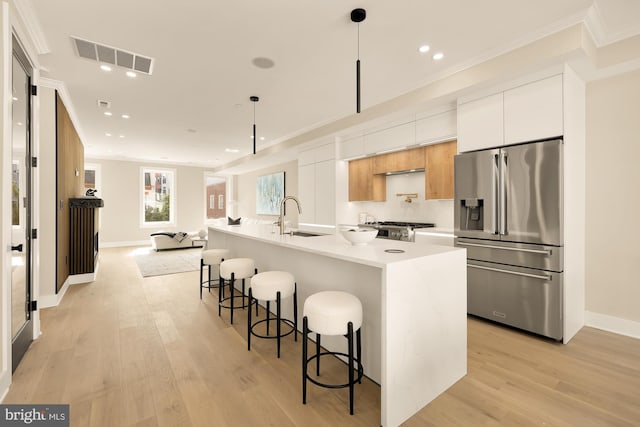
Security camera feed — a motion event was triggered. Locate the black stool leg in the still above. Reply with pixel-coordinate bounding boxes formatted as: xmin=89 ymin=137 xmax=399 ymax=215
xmin=357 ymin=328 xmax=362 ymax=384
xmin=302 ymin=316 xmax=308 ymax=405
xmin=316 ymin=333 xmax=321 ymax=376
xmin=247 ymin=288 xmax=253 ymax=351
xmin=230 ymin=273 xmax=235 ymax=324
xmin=276 ymin=291 xmax=282 ymax=358
xmin=199 ymin=259 xmax=204 ymax=299
xmin=241 ymin=278 xmax=246 ymax=310
xmin=266 ymin=301 xmax=271 ymax=335
xmin=219 ymin=258 xmax=225 ymax=299
xmin=207 ymin=264 xmax=212 ymax=293
xmin=254 ymin=268 xmax=259 ymax=316
xmin=348 ymin=321 xmax=354 ymax=415
xmin=293 ymin=283 xmax=298 ymax=342
xmin=218 ymin=275 xmax=224 ymax=316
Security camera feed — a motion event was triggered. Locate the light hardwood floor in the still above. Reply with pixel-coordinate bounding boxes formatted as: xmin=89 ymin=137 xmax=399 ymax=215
xmin=4 ymin=247 xmax=640 ymax=426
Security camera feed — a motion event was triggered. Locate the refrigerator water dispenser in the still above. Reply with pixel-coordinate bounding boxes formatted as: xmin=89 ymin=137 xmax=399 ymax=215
xmin=460 ymin=198 xmax=484 ymax=231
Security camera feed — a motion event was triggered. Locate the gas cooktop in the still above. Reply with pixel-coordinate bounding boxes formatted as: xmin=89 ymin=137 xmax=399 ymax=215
xmin=365 ymin=221 xmax=436 ymax=229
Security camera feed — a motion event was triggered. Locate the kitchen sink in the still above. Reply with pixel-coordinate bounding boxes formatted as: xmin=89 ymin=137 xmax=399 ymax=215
xmin=290 ymin=231 xmax=324 ymax=237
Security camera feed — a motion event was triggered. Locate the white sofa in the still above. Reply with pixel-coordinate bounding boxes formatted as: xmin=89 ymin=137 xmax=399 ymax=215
xmin=150 ymin=231 xmax=205 ymax=251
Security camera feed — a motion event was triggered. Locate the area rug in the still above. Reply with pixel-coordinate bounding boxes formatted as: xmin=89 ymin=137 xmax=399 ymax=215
xmin=134 ymin=247 xmax=201 ymax=278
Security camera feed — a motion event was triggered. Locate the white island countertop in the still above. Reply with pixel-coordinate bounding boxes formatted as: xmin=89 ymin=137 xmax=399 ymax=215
xmin=209 ymin=223 xmax=460 ymax=268
xmin=209 ymin=223 xmax=467 ymax=427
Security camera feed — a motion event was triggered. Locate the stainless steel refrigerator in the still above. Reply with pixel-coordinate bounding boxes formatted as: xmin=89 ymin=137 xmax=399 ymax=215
xmin=454 ymin=138 xmax=564 ymax=340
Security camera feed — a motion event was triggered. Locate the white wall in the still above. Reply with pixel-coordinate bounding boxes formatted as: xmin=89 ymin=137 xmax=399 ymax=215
xmin=234 ymin=160 xmax=299 ymax=226
xmin=336 ymin=168 xmax=454 ymax=229
xmin=88 ymin=158 xmax=214 ymax=245
xmin=585 ymin=69 xmax=640 ymax=325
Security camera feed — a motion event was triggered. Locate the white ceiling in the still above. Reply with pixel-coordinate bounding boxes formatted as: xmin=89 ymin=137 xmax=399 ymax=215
xmin=18 ymin=0 xmax=640 ymax=170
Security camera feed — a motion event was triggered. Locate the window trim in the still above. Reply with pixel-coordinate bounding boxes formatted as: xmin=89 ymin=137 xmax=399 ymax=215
xmin=204 ymin=172 xmax=228 ymax=223
xmin=140 ymin=166 xmax=176 ymax=228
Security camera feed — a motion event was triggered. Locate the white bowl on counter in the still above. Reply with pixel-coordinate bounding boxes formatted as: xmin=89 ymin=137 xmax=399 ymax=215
xmin=339 ymin=228 xmax=379 ymax=246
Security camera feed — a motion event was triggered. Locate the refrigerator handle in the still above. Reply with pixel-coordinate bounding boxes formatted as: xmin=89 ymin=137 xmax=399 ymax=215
xmin=499 ymin=151 xmax=508 ymax=235
xmin=492 ymin=153 xmax=500 ymax=235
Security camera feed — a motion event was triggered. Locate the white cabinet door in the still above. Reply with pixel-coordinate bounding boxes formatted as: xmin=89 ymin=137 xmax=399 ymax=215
xmin=363 ymin=122 xmax=415 ymax=155
xmin=340 ymin=136 xmax=364 ymax=160
xmin=298 ymin=164 xmax=316 ymax=224
xmin=314 ymin=160 xmax=335 ymax=225
xmin=504 ymin=74 xmax=563 ymax=144
xmin=457 ymin=93 xmax=504 ymax=152
xmin=415 ymin=110 xmax=457 ymax=145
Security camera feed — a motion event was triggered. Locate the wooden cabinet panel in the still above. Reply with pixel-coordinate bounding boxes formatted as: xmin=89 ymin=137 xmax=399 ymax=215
xmin=425 ymin=140 xmax=457 ymax=199
xmin=349 ymin=157 xmax=386 ymax=201
xmin=372 ymin=147 xmax=425 ymax=174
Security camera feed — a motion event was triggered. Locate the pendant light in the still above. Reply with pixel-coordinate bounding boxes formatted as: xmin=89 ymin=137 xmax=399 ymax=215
xmin=250 ymin=96 xmax=259 ymax=154
xmin=351 ymin=8 xmax=366 ymax=114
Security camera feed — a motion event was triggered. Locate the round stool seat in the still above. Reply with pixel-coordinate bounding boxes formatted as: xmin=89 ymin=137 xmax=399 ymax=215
xmin=303 ymin=291 xmax=363 ymax=336
xmin=220 ymin=258 xmax=255 ymax=280
xmin=251 ymin=271 xmax=295 ymax=301
xmin=202 ymin=248 xmax=231 ymax=265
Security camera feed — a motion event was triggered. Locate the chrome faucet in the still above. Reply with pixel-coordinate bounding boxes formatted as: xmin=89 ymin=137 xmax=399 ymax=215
xmin=279 ymin=195 xmax=302 ymax=235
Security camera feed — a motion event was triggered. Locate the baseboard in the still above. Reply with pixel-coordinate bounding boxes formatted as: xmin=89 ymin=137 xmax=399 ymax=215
xmin=0 ymin=369 xmax=10 ymax=403
xmin=67 ymin=272 xmax=95 ymax=285
xmin=585 ymin=311 xmax=640 ymax=339
xmin=39 ymin=278 xmax=70 ymax=309
xmin=101 ymin=240 xmax=150 ymax=248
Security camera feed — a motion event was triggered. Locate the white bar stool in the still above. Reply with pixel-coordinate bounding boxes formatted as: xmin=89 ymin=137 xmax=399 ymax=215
xmin=219 ymin=258 xmax=257 ymax=324
xmin=200 ymin=248 xmax=231 ymax=299
xmin=247 ymin=271 xmax=298 ymax=358
xmin=302 ymin=291 xmax=364 ymax=415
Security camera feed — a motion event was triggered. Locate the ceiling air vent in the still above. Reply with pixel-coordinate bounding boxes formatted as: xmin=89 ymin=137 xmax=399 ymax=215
xmin=71 ymin=36 xmax=154 ymax=75
xmin=97 ymin=100 xmax=111 ymax=109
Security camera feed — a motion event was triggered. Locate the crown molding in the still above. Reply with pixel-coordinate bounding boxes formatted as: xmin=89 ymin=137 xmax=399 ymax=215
xmin=13 ymin=0 xmax=49 ymax=55
xmin=584 ymin=2 xmax=640 ymax=47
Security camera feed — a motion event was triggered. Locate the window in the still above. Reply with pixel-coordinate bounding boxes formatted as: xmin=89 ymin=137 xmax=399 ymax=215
xmin=204 ymin=173 xmax=226 ymax=221
xmin=141 ymin=167 xmax=175 ymax=226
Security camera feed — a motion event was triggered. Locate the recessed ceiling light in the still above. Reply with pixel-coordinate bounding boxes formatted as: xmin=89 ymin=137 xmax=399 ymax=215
xmin=105 ymin=132 xmax=112 ymax=137
xmin=100 ymin=64 xmax=112 ymax=72
xmin=433 ymin=52 xmax=444 ymax=60
xmin=126 ymin=71 xmax=137 ymax=78
xmin=17 ymin=122 xmax=23 ymax=126
xmin=119 ymin=135 xmax=125 ymax=138
xmin=418 ymin=45 xmax=430 ymax=53
xmin=121 ymin=114 xmax=130 ymax=119
xmin=12 ymin=96 xmax=18 ymax=101
xmin=225 ymin=148 xmax=239 ymax=153
xmin=260 ymin=136 xmax=265 ymax=141
xmin=104 ymin=111 xmax=112 ymax=116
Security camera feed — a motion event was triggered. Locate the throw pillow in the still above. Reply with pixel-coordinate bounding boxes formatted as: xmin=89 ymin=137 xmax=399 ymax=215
xmin=227 ymin=216 xmax=241 ymax=225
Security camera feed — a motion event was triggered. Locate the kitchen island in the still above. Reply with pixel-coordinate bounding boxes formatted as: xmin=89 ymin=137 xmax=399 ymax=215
xmin=208 ymin=224 xmax=467 ymax=427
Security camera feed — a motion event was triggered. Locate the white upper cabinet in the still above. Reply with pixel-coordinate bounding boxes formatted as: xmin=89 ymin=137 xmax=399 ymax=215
xmin=297 ymin=163 xmax=316 ymax=224
xmin=504 ymin=74 xmax=563 ymax=144
xmin=363 ymin=122 xmax=415 ymax=155
xmin=457 ymin=92 xmax=504 ymax=152
xmin=339 ymin=135 xmax=364 ymax=160
xmin=314 ymin=159 xmax=335 ymax=225
xmin=298 ymin=143 xmax=336 ymax=226
xmin=457 ymin=74 xmax=564 ymax=153
xmin=415 ymin=110 xmax=457 ymax=145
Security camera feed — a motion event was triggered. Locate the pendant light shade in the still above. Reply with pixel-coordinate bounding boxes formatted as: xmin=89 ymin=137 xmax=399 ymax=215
xmin=250 ymin=96 xmax=259 ymax=154
xmin=351 ymin=8 xmax=366 ymax=114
